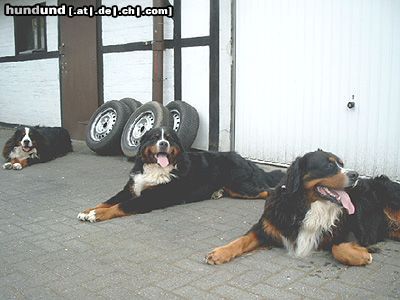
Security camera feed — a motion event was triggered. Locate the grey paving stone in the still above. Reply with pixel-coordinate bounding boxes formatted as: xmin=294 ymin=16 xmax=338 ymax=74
xmin=288 ymin=282 xmax=338 ymax=299
xmin=0 ymin=285 xmax=26 ymax=300
xmin=20 ymin=286 xmax=61 ymax=299
xmin=173 ymin=285 xmax=223 ymax=300
xmin=228 ymin=269 xmax=274 ymax=289
xmin=136 ymin=286 xmax=183 ymax=299
xmin=263 ymin=268 xmax=307 ymax=288
xmin=212 ymin=284 xmax=262 ymax=299
xmin=322 ymin=280 xmax=376 ymax=298
xmin=191 ymin=270 xmax=237 ymax=291
xmin=156 ymin=270 xmax=203 ymax=291
xmin=249 ymin=283 xmax=302 ymax=299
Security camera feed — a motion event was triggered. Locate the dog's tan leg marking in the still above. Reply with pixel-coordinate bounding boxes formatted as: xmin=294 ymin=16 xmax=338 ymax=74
xmin=224 ymin=188 xmax=269 ymax=199
xmin=206 ymin=232 xmax=260 ymax=265
xmin=91 ymin=205 xmax=128 ymax=222
xmin=81 ymin=203 xmax=113 ymax=214
xmin=332 ymin=242 xmax=373 ymax=266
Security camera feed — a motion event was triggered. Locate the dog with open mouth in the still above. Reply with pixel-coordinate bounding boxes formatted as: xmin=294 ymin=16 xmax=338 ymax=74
xmin=205 ymin=149 xmax=376 ymax=266
xmin=78 ymin=126 xmax=285 ymax=222
xmin=2 ymin=126 xmax=72 ymax=170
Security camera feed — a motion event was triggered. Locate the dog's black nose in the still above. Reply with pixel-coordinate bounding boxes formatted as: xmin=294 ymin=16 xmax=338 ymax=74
xmin=158 ymin=141 xmax=169 ymax=148
xmin=23 ymin=140 xmax=29 ymax=145
xmin=347 ymin=171 xmax=359 ymax=180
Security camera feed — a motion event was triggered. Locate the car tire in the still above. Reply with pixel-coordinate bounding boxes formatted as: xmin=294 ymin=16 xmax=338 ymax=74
xmin=86 ymin=100 xmax=131 ymax=155
xmin=166 ymin=101 xmax=199 ymax=150
xmin=120 ymin=98 xmax=142 ymax=114
xmin=120 ymin=101 xmax=173 ymax=157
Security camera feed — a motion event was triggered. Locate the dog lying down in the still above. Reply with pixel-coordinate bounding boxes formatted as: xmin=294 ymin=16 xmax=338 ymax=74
xmin=78 ymin=126 xmax=285 ymax=222
xmin=206 ymin=150 xmax=400 ymax=266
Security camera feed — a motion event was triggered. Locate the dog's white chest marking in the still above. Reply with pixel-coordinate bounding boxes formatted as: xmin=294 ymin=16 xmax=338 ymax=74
xmin=9 ymin=146 xmax=38 ymax=160
xmin=131 ymin=163 xmax=176 ymax=196
xmin=284 ymin=201 xmax=343 ymax=257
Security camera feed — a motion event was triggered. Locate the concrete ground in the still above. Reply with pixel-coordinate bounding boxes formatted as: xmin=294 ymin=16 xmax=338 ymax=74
xmin=0 ymin=126 xmax=399 ymax=300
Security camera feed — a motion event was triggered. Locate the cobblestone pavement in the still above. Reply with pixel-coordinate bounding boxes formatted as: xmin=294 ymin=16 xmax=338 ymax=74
xmin=0 ymin=126 xmax=399 ymax=299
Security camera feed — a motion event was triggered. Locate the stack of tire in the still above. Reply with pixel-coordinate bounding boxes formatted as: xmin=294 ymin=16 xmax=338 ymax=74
xmin=86 ymin=98 xmax=199 ymax=157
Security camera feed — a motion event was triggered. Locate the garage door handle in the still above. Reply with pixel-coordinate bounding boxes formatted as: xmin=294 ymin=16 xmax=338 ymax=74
xmin=347 ymin=101 xmax=355 ymax=109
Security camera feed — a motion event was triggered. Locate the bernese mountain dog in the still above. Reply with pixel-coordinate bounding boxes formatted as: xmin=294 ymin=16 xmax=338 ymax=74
xmin=206 ymin=149 xmax=379 ymax=266
xmin=77 ymin=126 xmax=285 ymax=222
xmin=347 ymin=175 xmax=400 ymax=246
xmin=2 ymin=126 xmax=72 ymax=170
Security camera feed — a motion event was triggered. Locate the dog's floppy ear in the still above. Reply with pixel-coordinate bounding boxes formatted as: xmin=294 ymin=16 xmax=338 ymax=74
xmin=170 ymin=129 xmax=185 ymax=152
xmin=137 ymin=129 xmax=153 ymax=157
xmin=2 ymin=136 xmax=16 ymax=159
xmin=285 ymin=156 xmax=304 ymax=194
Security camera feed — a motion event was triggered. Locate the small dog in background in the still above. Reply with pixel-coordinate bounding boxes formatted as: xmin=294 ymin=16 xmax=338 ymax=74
xmin=2 ymin=126 xmax=72 ymax=170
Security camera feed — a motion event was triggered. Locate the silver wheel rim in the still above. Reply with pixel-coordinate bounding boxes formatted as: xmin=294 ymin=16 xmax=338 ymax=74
xmin=90 ymin=108 xmax=117 ymax=141
xmin=127 ymin=111 xmax=155 ymax=147
xmin=171 ymin=109 xmax=181 ymax=132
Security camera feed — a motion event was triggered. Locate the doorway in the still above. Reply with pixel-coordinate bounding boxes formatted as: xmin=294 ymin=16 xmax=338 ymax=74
xmin=59 ymin=0 xmax=102 ymax=140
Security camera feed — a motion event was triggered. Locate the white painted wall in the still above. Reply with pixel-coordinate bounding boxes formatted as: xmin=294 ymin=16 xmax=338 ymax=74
xmin=102 ymin=0 xmax=173 ymax=45
xmin=103 ymin=49 xmax=174 ymax=103
xmin=181 ymin=0 xmax=209 ymax=38
xmin=181 ymin=46 xmax=209 ymax=150
xmin=235 ymin=0 xmax=400 ymax=180
xmin=101 ymin=0 xmax=174 ymax=116
xmin=0 ymin=59 xmax=61 ymax=126
xmin=0 ymin=3 xmax=14 ymax=57
xmin=0 ymin=0 xmax=61 ymax=127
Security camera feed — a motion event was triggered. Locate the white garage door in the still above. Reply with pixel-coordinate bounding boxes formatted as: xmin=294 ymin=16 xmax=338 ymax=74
xmin=235 ymin=0 xmax=400 ymax=180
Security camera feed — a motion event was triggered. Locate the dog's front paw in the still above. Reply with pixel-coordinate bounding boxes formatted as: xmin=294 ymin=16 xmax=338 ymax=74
xmin=77 ymin=210 xmax=97 ymax=223
xmin=211 ymin=188 xmax=224 ymax=200
xmin=205 ymin=246 xmax=234 ymax=265
xmin=12 ymin=163 xmax=22 ymax=170
xmin=2 ymin=162 xmax=12 ymax=170
xmin=362 ymin=253 xmax=373 ymax=265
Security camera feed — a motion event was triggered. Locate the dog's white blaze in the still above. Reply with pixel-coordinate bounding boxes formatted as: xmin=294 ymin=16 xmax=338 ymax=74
xmin=289 ymin=201 xmax=343 ymax=257
xmin=22 ymin=127 xmax=33 ymax=147
xmin=156 ymin=128 xmax=170 ymax=150
xmin=131 ymin=163 xmax=176 ymax=196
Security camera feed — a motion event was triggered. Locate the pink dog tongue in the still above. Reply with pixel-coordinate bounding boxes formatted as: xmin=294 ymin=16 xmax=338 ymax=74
xmin=336 ymin=190 xmax=355 ymax=215
xmin=156 ymin=154 xmax=169 ymax=168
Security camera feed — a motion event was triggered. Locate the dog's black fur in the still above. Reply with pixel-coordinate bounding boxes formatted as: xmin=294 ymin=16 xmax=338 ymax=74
xmin=206 ymin=150 xmax=379 ymax=266
xmin=78 ymin=126 xmax=285 ymax=222
xmin=347 ymin=175 xmax=400 ymax=246
xmin=2 ymin=126 xmax=72 ymax=169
